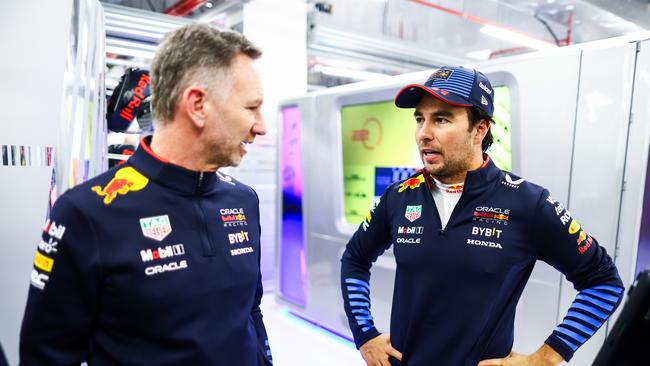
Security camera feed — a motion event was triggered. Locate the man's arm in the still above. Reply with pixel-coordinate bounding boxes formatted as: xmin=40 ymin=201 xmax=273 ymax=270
xmin=20 ymin=195 xmax=101 ymax=365
xmin=480 ymin=190 xmax=623 ymax=366
xmin=251 ymin=190 xmax=272 ymax=364
xmin=340 ymin=189 xmax=402 ymax=365
xmin=251 ymin=273 xmax=272 ymax=364
xmin=535 ymin=191 xmax=623 ymax=362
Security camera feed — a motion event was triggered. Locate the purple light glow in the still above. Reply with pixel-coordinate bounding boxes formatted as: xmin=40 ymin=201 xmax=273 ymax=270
xmin=279 ymin=105 xmax=307 ymax=307
xmin=636 ymin=149 xmax=650 ymax=277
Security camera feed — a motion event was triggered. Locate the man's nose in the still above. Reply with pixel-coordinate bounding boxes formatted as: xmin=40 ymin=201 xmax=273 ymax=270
xmin=416 ymin=119 xmax=433 ymax=142
xmin=252 ymin=113 xmax=267 ymax=136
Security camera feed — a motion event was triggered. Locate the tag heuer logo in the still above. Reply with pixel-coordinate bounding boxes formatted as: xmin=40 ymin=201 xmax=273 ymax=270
xmin=140 ymin=215 xmax=172 ymax=241
xmin=405 ymin=205 xmax=422 ymax=222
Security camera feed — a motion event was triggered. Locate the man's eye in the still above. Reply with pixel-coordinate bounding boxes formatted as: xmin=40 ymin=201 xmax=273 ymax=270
xmin=415 ymin=117 xmax=424 ymax=124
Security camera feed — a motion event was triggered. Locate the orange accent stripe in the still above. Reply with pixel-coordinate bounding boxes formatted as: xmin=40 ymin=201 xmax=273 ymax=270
xmin=140 ymin=137 xmax=169 ymax=163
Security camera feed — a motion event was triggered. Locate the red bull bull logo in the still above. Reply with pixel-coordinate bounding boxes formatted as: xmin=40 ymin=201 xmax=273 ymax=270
xmin=445 ymin=185 xmax=463 ymax=194
xmin=576 ymin=229 xmax=593 ymax=254
xmin=398 ymin=175 xmax=425 ymax=193
xmin=91 ymin=166 xmax=149 ymax=205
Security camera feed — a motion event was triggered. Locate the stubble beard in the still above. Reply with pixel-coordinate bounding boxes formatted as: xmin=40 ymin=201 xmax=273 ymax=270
xmin=207 ymin=139 xmax=240 ymax=169
xmin=424 ymin=137 xmax=474 ymax=183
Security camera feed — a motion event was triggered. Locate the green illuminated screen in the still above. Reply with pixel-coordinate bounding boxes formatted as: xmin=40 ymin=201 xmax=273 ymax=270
xmin=489 ymin=87 xmax=512 ymax=171
xmin=341 ymin=86 xmax=512 ymax=225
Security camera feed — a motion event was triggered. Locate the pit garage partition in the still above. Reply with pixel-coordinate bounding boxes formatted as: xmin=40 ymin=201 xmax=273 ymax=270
xmin=277 ymin=34 xmax=650 ymax=365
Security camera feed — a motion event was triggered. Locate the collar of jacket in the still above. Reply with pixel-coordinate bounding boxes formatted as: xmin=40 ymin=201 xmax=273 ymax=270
xmin=127 ymin=135 xmax=218 ymax=195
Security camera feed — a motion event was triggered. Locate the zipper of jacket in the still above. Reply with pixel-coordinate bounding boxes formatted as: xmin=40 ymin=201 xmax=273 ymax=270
xmin=195 ymin=171 xmax=215 ymax=256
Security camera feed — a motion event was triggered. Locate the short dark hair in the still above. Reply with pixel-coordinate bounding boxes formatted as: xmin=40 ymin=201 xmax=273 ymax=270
xmin=467 ymin=106 xmax=494 ymax=152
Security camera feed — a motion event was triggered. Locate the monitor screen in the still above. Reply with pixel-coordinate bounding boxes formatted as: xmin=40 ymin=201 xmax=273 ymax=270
xmin=340 ymin=100 xmax=420 ymax=224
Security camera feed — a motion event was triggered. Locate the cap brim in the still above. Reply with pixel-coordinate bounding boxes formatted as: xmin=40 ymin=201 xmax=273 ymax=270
xmin=394 ymin=84 xmax=473 ymax=109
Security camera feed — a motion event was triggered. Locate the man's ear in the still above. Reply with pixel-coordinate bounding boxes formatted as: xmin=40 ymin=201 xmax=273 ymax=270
xmin=179 ymin=86 xmax=209 ymax=128
xmin=474 ymin=119 xmax=490 ymax=145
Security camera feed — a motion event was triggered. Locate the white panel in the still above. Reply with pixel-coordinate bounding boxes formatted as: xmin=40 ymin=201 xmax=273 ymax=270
xmin=0 ymin=2 xmax=74 ymax=364
xmin=0 ymin=168 xmax=55 ymax=364
xmin=0 ymin=1 xmax=106 ymax=363
xmin=611 ymin=40 xmax=650 ymax=317
xmin=559 ymin=43 xmax=637 ymax=366
xmin=0 ymin=2 xmax=71 ymax=146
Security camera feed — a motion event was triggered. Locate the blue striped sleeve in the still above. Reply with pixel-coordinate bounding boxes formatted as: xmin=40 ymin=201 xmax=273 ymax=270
xmin=546 ymin=285 xmax=624 ymax=361
xmin=344 ymin=277 xmax=376 ymax=332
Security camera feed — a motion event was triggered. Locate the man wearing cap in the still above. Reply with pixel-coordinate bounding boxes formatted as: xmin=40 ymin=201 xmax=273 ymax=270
xmin=20 ymin=24 xmax=273 ymax=365
xmin=340 ymin=66 xmax=624 ymax=365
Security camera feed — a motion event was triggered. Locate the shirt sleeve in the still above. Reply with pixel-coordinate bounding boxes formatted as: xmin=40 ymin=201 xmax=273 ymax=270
xmin=19 ymin=195 xmax=101 ymax=366
xmin=340 ymin=189 xmax=393 ymax=349
xmin=532 ymin=190 xmax=624 ymax=361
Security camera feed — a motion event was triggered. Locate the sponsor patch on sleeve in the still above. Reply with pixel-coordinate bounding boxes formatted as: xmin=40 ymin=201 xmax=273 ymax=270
xmin=33 ymin=251 xmax=54 ymax=273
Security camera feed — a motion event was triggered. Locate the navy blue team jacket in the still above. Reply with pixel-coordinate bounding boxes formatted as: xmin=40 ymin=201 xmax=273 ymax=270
xmin=20 ymin=137 xmax=273 ymax=366
xmin=341 ymin=157 xmax=624 ymax=366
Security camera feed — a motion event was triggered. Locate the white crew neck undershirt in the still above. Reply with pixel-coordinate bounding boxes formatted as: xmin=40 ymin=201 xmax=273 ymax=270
xmin=431 ymin=177 xmax=464 ymax=228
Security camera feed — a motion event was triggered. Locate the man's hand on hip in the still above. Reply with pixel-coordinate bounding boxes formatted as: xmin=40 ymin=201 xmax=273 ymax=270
xmin=477 ymin=344 xmax=564 ymax=366
xmin=360 ymin=333 xmax=403 ymax=366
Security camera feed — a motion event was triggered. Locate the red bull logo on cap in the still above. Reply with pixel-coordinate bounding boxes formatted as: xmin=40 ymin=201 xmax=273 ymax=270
xmin=91 ymin=166 xmax=149 ymax=205
xmin=429 ymin=69 xmax=452 ymax=81
xmin=398 ymin=175 xmax=425 ymax=193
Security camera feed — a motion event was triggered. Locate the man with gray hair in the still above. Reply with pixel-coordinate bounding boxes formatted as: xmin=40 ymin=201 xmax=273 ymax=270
xmin=20 ymin=23 xmax=273 ymax=366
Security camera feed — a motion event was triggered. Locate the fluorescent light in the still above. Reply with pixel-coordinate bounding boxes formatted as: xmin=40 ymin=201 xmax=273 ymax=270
xmin=106 ymin=38 xmax=158 ymax=51
xmin=106 ymin=13 xmax=183 ymax=31
xmin=106 ymin=45 xmax=155 ymax=59
xmin=313 ymin=65 xmax=388 ymax=81
xmin=480 ymin=24 xmax=558 ymax=51
xmin=106 ymin=25 xmax=166 ymax=41
xmin=107 ymin=19 xmax=174 ymax=36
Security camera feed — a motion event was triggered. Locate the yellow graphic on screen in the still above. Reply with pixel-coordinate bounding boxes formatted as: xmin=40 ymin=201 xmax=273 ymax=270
xmin=488 ymin=87 xmax=512 ymax=171
xmin=341 ymin=101 xmax=418 ymax=224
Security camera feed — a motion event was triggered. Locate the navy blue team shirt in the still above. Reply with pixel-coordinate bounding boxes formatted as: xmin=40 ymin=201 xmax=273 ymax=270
xmin=20 ymin=136 xmax=273 ymax=366
xmin=341 ymin=156 xmax=624 ymax=365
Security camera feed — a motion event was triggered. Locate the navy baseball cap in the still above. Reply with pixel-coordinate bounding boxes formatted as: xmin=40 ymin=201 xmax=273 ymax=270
xmin=395 ymin=66 xmax=494 ymax=117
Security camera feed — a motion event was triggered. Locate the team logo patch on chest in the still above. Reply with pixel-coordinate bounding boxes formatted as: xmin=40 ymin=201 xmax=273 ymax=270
xmin=404 ymin=205 xmax=422 ymax=222
xmin=91 ymin=166 xmax=149 ymax=205
xmin=139 ymin=215 xmax=172 ymax=241
xmin=472 ymin=206 xmax=510 ymax=225
xmin=220 ymin=208 xmax=248 ymax=227
xmin=228 ymin=230 xmax=250 ymax=244
xmin=140 ymin=244 xmax=188 ymax=276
